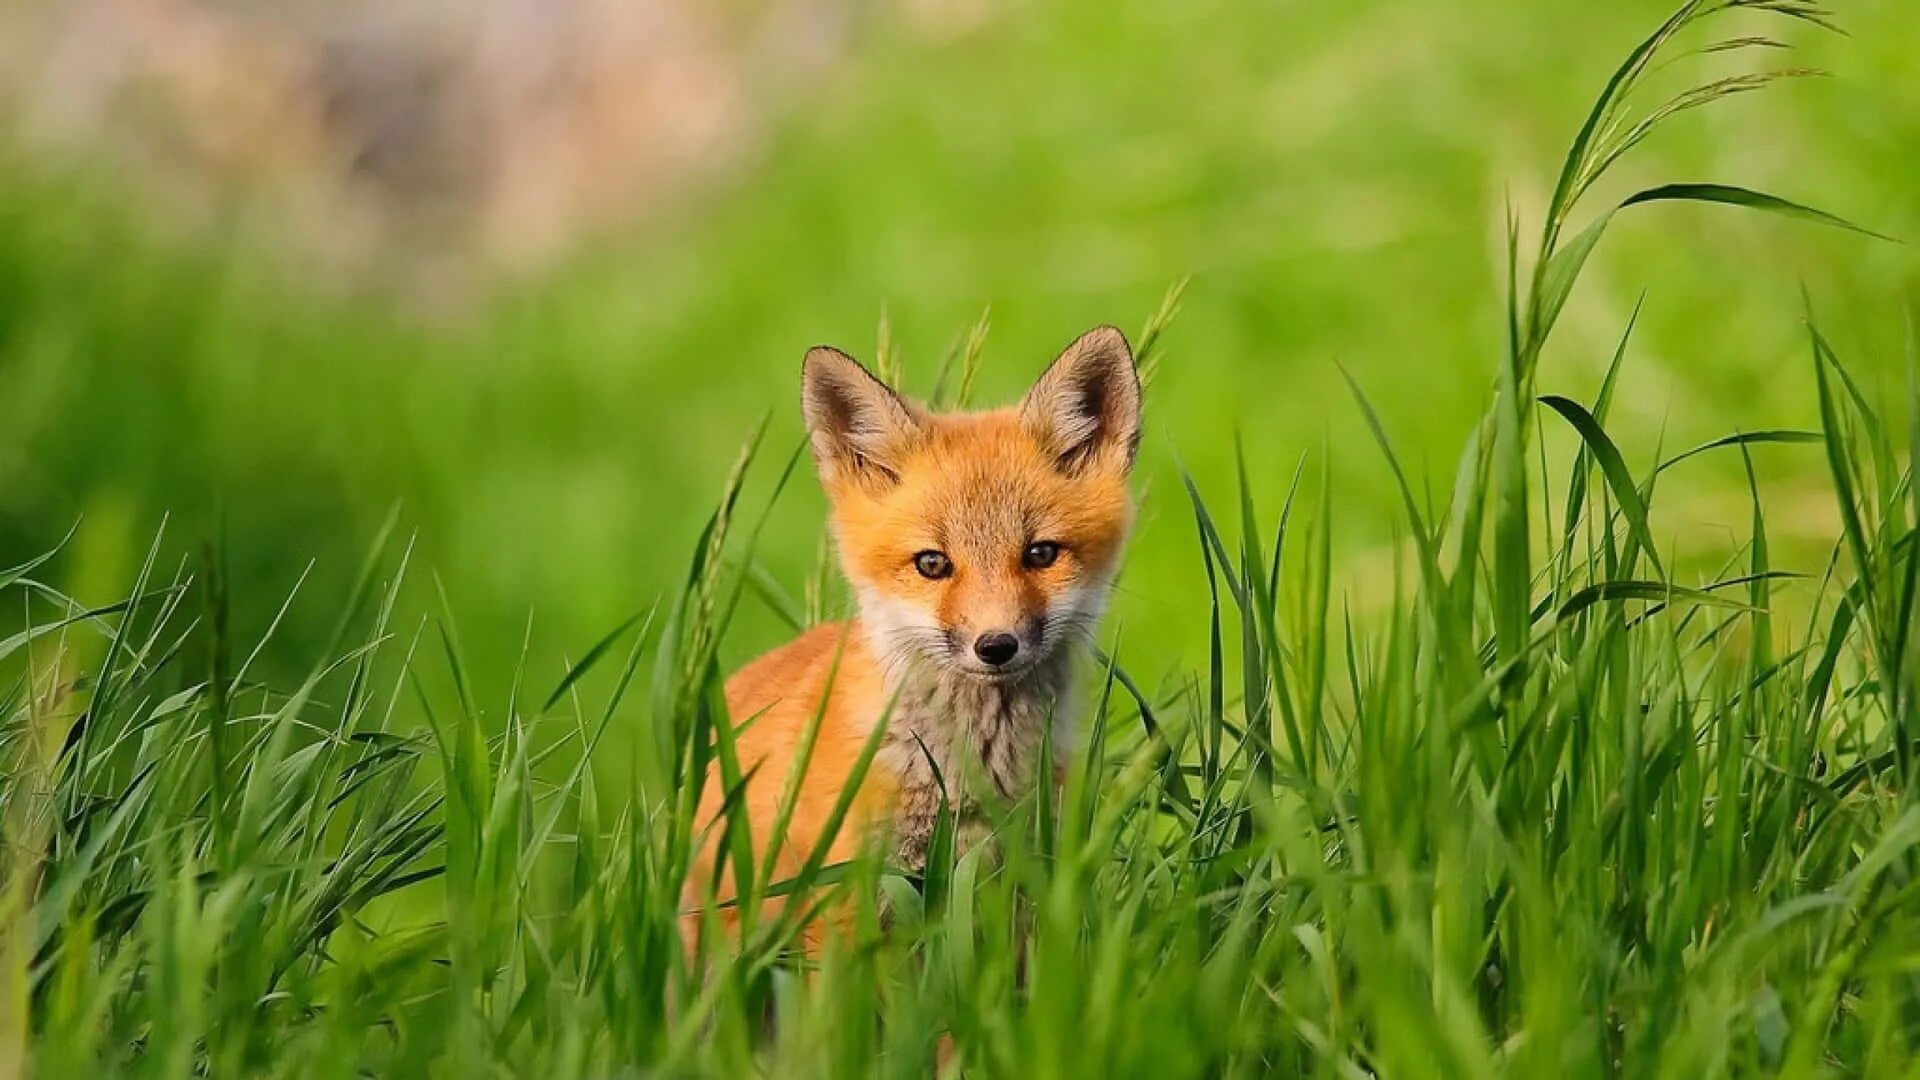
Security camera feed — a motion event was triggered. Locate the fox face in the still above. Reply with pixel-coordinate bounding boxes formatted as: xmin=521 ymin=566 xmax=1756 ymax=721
xmin=801 ymin=326 xmax=1141 ymax=683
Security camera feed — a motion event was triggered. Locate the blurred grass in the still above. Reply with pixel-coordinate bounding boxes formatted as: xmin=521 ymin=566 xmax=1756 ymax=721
xmin=1 ymin=0 xmax=1915 ymax=704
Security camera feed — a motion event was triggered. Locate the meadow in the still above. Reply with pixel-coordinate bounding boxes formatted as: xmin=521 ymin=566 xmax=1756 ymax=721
xmin=5 ymin=0 xmax=1920 ymax=1075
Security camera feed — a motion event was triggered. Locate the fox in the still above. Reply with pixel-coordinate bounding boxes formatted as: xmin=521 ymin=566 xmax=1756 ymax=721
xmin=680 ymin=325 xmax=1142 ymax=955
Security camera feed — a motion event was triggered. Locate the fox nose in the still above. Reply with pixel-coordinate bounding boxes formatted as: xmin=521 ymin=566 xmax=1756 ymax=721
xmin=973 ymin=632 xmax=1020 ymax=667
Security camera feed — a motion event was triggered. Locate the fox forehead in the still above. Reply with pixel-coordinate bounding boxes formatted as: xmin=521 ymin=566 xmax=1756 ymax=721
xmin=830 ymin=408 xmax=1132 ymax=569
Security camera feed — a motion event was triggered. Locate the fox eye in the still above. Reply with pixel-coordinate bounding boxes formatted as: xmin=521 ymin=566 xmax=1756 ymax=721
xmin=1022 ymin=541 xmax=1061 ymax=570
xmin=913 ymin=550 xmax=953 ymax=580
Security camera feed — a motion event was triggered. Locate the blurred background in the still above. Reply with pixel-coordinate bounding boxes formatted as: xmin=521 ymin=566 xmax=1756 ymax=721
xmin=1 ymin=0 xmax=1915 ymax=705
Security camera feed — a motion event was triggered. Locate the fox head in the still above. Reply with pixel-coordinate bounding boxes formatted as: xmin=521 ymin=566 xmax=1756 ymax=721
xmin=801 ymin=326 xmax=1140 ymax=683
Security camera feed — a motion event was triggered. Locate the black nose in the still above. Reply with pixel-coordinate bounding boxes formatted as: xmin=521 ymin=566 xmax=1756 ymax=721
xmin=973 ymin=632 xmax=1020 ymax=667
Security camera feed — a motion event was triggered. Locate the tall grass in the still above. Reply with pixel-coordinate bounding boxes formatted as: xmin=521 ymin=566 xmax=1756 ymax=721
xmin=3 ymin=2 xmax=1915 ymax=1075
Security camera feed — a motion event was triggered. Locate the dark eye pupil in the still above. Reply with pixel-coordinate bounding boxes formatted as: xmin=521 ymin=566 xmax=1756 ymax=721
xmin=914 ymin=551 xmax=951 ymax=579
xmin=1024 ymin=542 xmax=1058 ymax=569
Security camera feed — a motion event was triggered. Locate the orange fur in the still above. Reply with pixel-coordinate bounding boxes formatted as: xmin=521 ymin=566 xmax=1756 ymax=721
xmin=681 ymin=326 xmax=1140 ymax=959
xmin=683 ymin=621 xmax=898 ymax=952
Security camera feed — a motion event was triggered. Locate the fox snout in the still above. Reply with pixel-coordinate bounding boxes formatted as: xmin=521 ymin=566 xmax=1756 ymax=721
xmin=953 ymin=609 xmax=1048 ymax=675
xmin=938 ymin=572 xmax=1043 ymax=664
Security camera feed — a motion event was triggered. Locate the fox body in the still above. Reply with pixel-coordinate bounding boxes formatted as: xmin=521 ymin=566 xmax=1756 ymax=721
xmin=683 ymin=325 xmax=1141 ymax=949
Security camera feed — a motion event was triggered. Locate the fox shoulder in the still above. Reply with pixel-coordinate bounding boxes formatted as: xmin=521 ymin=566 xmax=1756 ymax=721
xmin=724 ymin=621 xmax=859 ymax=721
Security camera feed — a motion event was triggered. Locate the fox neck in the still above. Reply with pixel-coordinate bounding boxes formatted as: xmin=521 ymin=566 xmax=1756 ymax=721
xmin=860 ymin=622 xmax=1078 ymax=869
xmin=884 ymin=650 xmax=1077 ymax=791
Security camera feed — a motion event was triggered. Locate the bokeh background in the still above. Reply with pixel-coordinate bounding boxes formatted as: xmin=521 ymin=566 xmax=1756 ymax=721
xmin=2 ymin=0 xmax=1915 ymax=706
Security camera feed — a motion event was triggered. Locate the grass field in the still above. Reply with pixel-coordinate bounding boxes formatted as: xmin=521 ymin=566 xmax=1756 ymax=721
xmin=6 ymin=0 xmax=1920 ymax=1075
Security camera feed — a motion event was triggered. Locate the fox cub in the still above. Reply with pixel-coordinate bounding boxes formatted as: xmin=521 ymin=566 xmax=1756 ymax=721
xmin=684 ymin=325 xmax=1141 ymax=948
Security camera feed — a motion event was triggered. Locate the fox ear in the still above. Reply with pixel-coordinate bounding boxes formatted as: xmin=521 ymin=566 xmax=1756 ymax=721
xmin=802 ymin=346 xmax=924 ymax=486
xmin=1022 ymin=325 xmax=1141 ymax=477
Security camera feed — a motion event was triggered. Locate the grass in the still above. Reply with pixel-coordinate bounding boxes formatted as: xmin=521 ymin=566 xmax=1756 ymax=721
xmin=5 ymin=1 xmax=1920 ymax=1075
